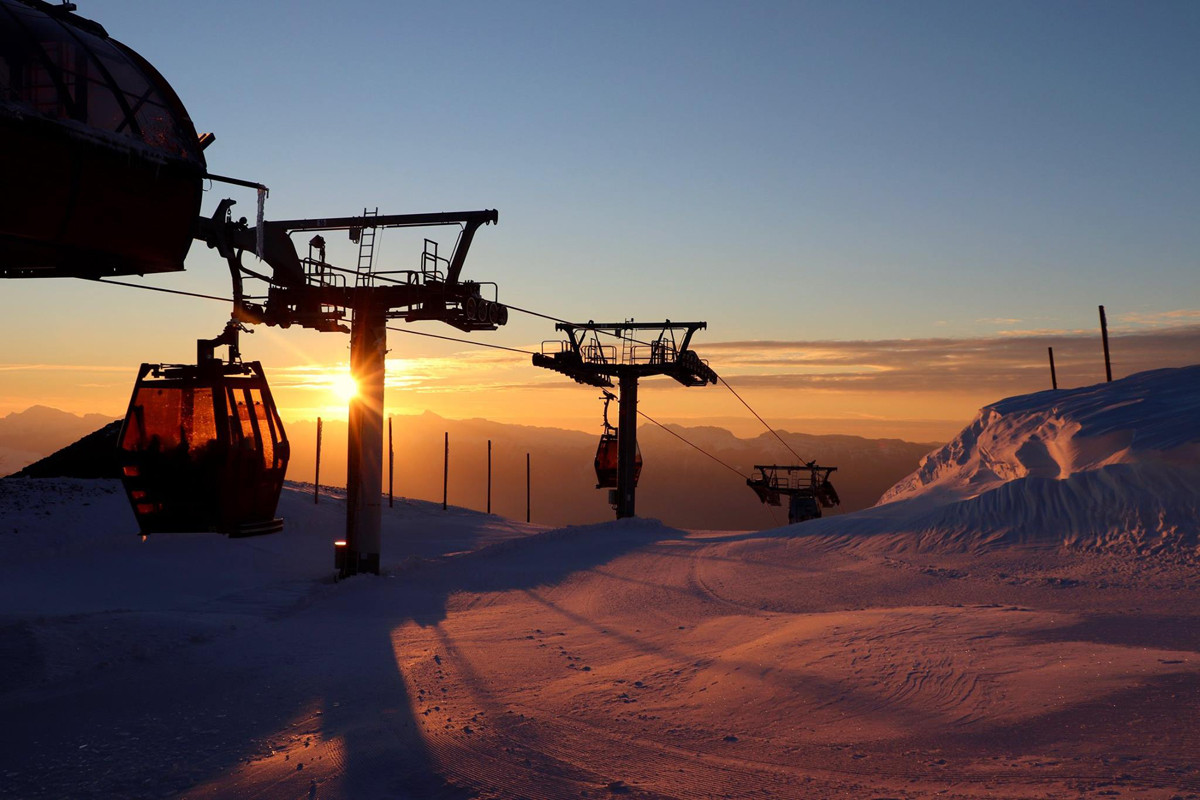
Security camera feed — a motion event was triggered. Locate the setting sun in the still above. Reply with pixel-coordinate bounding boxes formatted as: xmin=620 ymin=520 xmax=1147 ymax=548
xmin=328 ymin=373 xmax=359 ymax=403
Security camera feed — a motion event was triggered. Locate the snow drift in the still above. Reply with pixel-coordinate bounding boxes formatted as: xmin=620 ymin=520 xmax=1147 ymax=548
xmin=829 ymin=366 xmax=1200 ymax=554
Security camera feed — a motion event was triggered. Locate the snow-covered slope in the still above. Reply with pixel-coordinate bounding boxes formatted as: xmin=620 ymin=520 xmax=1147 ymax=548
xmin=851 ymin=366 xmax=1200 ymax=554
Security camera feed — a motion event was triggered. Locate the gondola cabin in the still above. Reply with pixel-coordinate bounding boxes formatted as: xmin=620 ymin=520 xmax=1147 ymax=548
xmin=0 ymin=0 xmax=206 ymax=278
xmin=594 ymin=432 xmax=642 ymax=489
xmin=117 ymin=359 xmax=289 ymax=536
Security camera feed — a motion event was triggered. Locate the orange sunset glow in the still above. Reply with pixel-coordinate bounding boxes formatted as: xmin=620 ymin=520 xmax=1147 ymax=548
xmin=2 ymin=2 xmax=1199 ymax=799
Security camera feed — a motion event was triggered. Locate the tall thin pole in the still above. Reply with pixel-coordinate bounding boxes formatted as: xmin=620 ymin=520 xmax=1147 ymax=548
xmin=442 ymin=431 xmax=449 ymax=511
xmin=615 ymin=372 xmax=639 ymax=519
xmin=526 ymin=452 xmax=531 ymax=523
xmin=345 ymin=301 xmax=386 ymax=576
xmin=388 ymin=416 xmax=394 ymax=508
xmin=1099 ymin=304 xmax=1113 ymax=382
xmin=1048 ymin=346 xmax=1058 ymax=390
xmin=314 ymin=417 xmax=323 ymax=504
xmin=487 ymin=439 xmax=492 ymax=514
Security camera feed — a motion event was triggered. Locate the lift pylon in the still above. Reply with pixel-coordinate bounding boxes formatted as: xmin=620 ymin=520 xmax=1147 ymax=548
xmin=533 ymin=321 xmax=717 ymax=518
xmin=201 ymin=207 xmax=506 ymax=577
xmin=747 ymin=463 xmax=840 ymax=524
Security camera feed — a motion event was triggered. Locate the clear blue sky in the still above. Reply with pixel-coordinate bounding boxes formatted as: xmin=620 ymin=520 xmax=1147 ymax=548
xmin=2 ymin=0 xmax=1197 ymax=428
xmin=105 ymin=0 xmax=1200 ymax=331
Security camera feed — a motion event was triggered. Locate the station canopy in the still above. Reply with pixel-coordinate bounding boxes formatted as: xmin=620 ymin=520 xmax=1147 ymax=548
xmin=0 ymin=0 xmax=203 ymax=164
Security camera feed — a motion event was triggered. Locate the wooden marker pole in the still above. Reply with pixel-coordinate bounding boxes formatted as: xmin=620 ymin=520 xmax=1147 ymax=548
xmin=314 ymin=416 xmax=323 ymax=504
xmin=1099 ymin=305 xmax=1113 ymax=382
xmin=1048 ymin=346 xmax=1058 ymax=390
xmin=526 ymin=452 xmax=531 ymax=523
xmin=388 ymin=417 xmax=394 ymax=508
xmin=487 ymin=439 xmax=492 ymax=514
xmin=442 ymin=431 xmax=449 ymax=511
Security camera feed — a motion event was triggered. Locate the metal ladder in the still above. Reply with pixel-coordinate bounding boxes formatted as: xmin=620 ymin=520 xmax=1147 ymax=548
xmin=354 ymin=207 xmax=379 ymax=287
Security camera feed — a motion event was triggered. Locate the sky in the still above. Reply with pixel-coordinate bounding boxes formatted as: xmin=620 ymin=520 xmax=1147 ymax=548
xmin=2 ymin=0 xmax=1198 ymax=440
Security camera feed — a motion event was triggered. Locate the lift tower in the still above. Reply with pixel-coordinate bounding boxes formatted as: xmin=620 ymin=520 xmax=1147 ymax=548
xmin=200 ymin=207 xmax=506 ymax=576
xmin=533 ymin=321 xmax=717 ymax=518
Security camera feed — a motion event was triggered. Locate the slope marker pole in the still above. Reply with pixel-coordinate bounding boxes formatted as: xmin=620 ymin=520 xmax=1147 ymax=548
xmin=443 ymin=431 xmax=449 ymax=511
xmin=314 ymin=416 xmax=323 ymax=504
xmin=1099 ymin=304 xmax=1113 ymax=382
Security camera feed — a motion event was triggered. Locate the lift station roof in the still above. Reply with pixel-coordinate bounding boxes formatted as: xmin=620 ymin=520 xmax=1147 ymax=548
xmin=1 ymin=0 xmax=207 ymax=278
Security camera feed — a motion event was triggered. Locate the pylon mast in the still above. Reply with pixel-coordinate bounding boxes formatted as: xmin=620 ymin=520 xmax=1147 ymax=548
xmin=533 ymin=320 xmax=717 ymax=518
xmin=200 ymin=205 xmax=505 ymax=576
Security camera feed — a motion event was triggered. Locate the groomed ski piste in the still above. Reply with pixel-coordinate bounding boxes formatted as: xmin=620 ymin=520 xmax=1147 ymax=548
xmin=1 ymin=366 xmax=1198 ymax=799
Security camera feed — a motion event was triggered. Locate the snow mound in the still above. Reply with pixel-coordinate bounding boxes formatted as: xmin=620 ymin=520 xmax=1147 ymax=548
xmin=866 ymin=366 xmax=1200 ymax=555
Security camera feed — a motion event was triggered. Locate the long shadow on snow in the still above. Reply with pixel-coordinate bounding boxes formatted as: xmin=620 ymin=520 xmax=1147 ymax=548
xmin=227 ymin=518 xmax=685 ymax=797
xmin=294 ymin=518 xmax=689 ymax=794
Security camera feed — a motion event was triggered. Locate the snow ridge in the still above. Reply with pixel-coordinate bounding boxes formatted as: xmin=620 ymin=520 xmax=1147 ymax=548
xmin=868 ymin=365 xmax=1200 ymax=554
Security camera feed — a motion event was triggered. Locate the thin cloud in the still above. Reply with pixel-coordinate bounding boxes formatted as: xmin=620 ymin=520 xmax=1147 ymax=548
xmin=695 ymin=325 xmax=1200 ymax=395
xmin=0 ymin=363 xmax=132 ymax=372
xmin=1115 ymin=309 xmax=1200 ymax=328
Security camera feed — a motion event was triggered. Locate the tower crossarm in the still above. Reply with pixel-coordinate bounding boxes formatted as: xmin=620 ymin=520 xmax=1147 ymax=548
xmin=197 ymin=206 xmax=505 ymax=333
xmin=534 ymin=320 xmax=717 ymax=387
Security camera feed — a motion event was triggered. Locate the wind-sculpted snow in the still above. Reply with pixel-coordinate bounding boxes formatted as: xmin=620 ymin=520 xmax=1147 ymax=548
xmin=868 ymin=365 xmax=1200 ymax=554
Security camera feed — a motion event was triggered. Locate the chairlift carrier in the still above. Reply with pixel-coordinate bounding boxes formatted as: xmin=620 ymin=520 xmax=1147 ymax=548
xmin=747 ymin=463 xmax=840 ymax=524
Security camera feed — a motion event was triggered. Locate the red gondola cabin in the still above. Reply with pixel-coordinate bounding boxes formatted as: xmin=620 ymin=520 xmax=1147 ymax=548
xmin=117 ymin=359 xmax=289 ymax=536
xmin=594 ymin=431 xmax=642 ymax=489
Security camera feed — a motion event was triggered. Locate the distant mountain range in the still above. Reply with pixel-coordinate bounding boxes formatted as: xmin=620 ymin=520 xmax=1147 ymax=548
xmin=0 ymin=406 xmax=116 ymax=476
xmin=261 ymin=413 xmax=939 ymax=530
xmin=2 ymin=406 xmax=940 ymax=530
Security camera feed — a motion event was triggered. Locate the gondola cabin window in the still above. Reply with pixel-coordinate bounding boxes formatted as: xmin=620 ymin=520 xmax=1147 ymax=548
xmin=185 ymin=388 xmax=218 ymax=457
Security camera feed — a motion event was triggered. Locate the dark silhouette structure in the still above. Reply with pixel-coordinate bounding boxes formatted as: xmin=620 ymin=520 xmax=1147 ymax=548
xmin=0 ymin=1 xmax=505 ymax=575
xmin=533 ymin=321 xmax=716 ymax=518
xmin=0 ymin=0 xmax=206 ymax=278
xmin=747 ymin=463 xmax=840 ymax=524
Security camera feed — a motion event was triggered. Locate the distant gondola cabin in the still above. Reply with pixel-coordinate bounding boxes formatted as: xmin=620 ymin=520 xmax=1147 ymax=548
xmin=0 ymin=0 xmax=206 ymax=278
xmin=594 ymin=432 xmax=642 ymax=489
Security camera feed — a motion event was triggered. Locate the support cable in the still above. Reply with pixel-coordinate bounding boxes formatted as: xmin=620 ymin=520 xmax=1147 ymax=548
xmin=717 ymin=375 xmax=807 ymax=464
xmin=504 ymin=303 xmax=662 ymax=349
xmin=95 ymin=278 xmax=232 ymax=304
xmin=89 ymin=279 xmax=803 ymax=512
xmin=502 ymin=303 xmax=814 ymax=468
xmin=90 ymin=280 xmax=535 ymax=356
xmin=94 ymin=281 xmax=807 ymax=465
xmin=384 ymin=326 xmax=535 ymax=355
xmin=636 ymin=408 xmax=749 ymax=481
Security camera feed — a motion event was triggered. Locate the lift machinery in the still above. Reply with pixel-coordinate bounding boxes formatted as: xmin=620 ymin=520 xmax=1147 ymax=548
xmin=202 ymin=207 xmax=505 ymax=576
